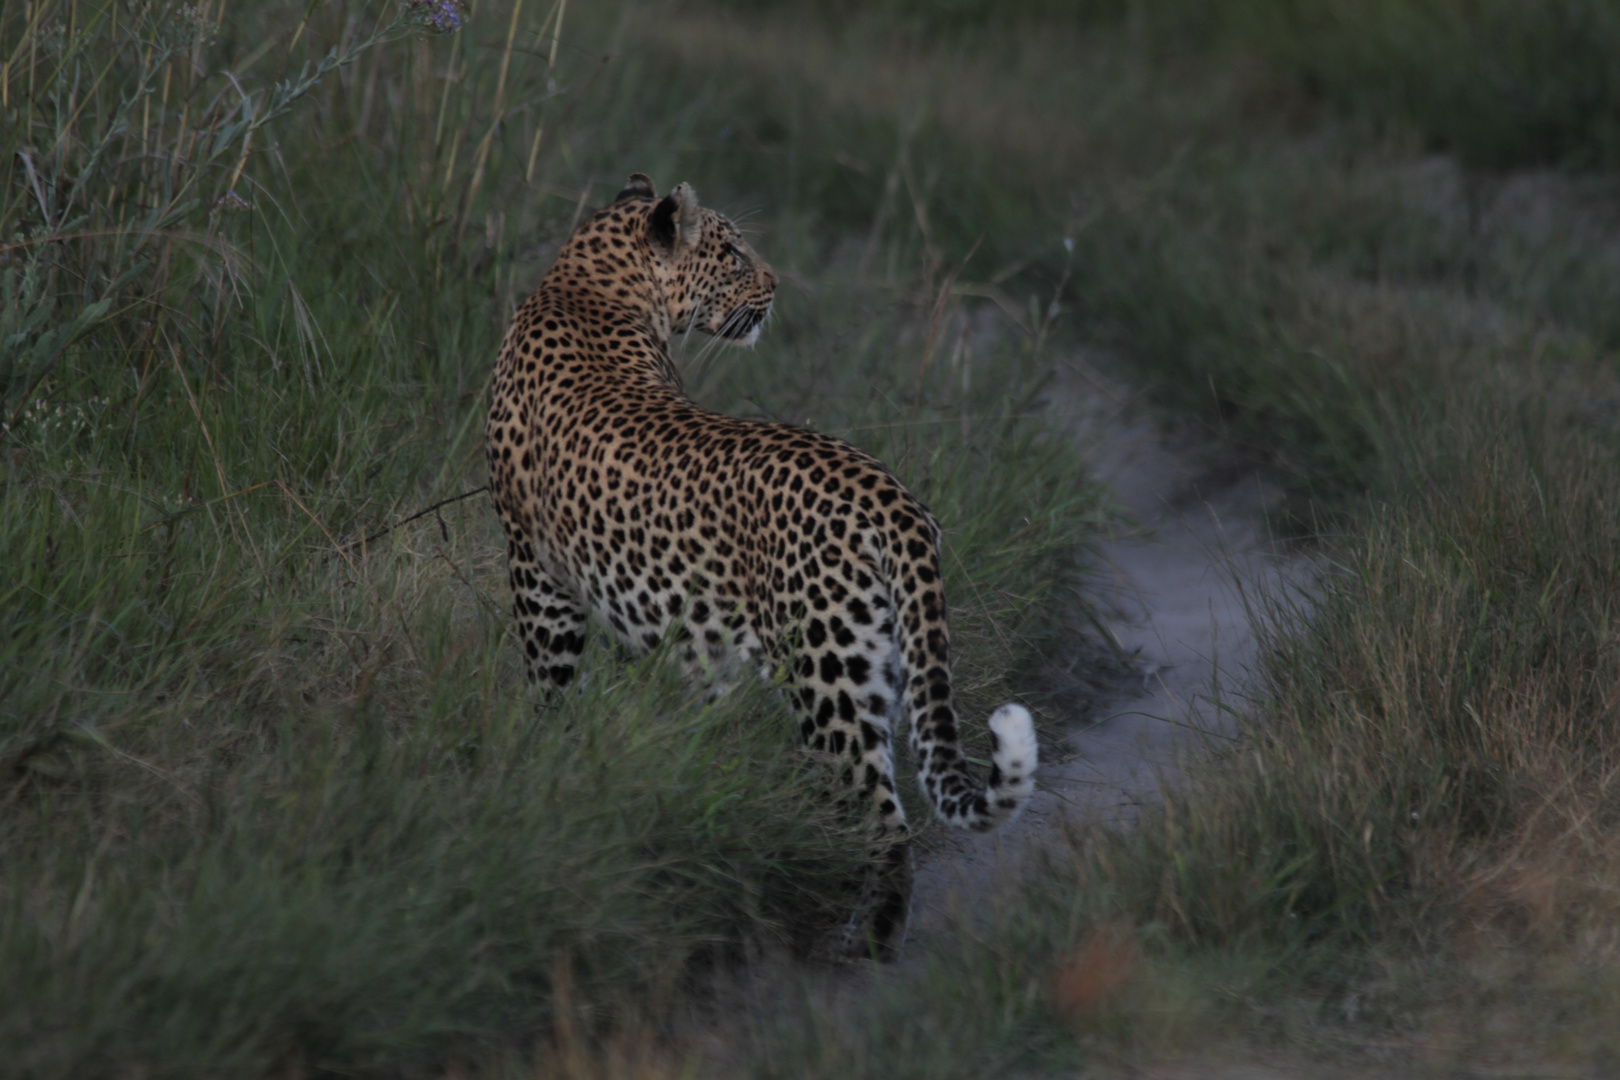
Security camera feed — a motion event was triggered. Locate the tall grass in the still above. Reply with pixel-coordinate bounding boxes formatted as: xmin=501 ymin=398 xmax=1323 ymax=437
xmin=718 ymin=0 xmax=1620 ymax=169
xmin=646 ymin=5 xmax=1620 ymax=508
xmin=953 ymin=379 xmax=1620 ymax=1066
xmin=0 ymin=1 xmax=1107 ymax=1073
xmin=623 ymin=3 xmax=1620 ymax=1071
xmin=9 ymin=0 xmax=1620 ymax=1071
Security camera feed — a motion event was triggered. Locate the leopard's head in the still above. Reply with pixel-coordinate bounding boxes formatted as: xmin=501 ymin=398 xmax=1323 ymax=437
xmin=615 ymin=174 xmax=776 ymax=346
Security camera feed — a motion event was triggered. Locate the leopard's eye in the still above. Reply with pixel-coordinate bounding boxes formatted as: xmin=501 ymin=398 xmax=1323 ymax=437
xmin=721 ymin=240 xmax=746 ymax=271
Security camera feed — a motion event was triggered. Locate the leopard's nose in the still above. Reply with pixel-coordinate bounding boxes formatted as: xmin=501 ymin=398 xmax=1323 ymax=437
xmin=761 ymin=265 xmax=778 ymax=287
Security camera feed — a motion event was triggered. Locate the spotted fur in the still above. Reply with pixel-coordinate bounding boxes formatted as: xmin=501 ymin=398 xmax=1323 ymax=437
xmin=484 ymin=174 xmax=1037 ymax=955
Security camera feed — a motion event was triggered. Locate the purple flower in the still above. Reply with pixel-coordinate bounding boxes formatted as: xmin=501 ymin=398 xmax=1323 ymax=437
xmin=404 ymin=0 xmax=463 ymax=34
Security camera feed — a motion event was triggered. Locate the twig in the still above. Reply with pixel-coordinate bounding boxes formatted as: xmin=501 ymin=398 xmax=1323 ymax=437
xmin=349 ymin=485 xmax=489 ymax=550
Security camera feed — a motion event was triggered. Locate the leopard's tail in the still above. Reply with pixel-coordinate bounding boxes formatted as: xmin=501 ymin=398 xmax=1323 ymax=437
xmin=897 ymin=528 xmax=1038 ymax=833
xmin=914 ymin=697 xmax=1038 ymax=832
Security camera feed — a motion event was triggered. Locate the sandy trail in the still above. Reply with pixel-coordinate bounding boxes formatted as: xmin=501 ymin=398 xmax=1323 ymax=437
xmin=906 ymin=365 xmax=1312 ymax=947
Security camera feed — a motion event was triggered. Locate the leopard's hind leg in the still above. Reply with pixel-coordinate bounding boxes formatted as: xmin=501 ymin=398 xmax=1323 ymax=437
xmin=499 ymin=527 xmax=589 ymax=700
xmin=788 ymin=618 xmax=913 ymax=959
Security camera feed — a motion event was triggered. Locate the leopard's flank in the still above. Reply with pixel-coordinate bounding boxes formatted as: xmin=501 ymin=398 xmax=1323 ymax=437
xmin=484 ymin=174 xmax=1037 ymax=956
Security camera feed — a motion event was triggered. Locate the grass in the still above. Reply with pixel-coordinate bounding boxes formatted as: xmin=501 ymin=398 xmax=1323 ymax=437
xmin=7 ymin=0 xmax=1620 ymax=1074
xmin=4 ymin=656 xmax=862 ymax=1075
xmin=674 ymin=389 xmax=1620 ymax=1076
xmin=722 ymin=0 xmax=1620 ymax=169
xmin=1005 ymin=382 xmax=1620 ymax=1069
xmin=0 ymin=1 xmax=1105 ymax=1075
xmin=615 ymin=3 xmax=1620 ymax=1075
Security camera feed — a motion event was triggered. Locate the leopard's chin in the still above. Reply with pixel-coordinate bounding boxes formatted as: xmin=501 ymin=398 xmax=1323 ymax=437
xmin=716 ymin=301 xmax=771 ymax=345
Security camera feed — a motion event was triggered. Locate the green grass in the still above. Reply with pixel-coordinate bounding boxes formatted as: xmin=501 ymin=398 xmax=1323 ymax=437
xmin=0 ymin=1 xmax=1106 ymax=1074
xmin=719 ymin=0 xmax=1620 ymax=169
xmin=3 ymin=656 xmax=863 ymax=1075
xmin=8 ymin=0 xmax=1620 ymax=1074
xmin=672 ymin=383 xmax=1620 ymax=1077
xmin=624 ymin=4 xmax=1620 ymax=1075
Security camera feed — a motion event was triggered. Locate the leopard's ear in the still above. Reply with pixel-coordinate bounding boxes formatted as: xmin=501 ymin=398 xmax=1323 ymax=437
xmin=648 ymin=182 xmax=702 ymax=255
xmin=614 ymin=173 xmax=656 ymax=202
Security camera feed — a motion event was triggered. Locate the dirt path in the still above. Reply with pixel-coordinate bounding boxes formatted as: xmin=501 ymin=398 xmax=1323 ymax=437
xmin=906 ymin=363 xmax=1313 ymax=948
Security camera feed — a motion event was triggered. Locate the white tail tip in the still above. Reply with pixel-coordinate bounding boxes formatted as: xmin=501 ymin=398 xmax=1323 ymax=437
xmin=988 ymin=703 xmax=1038 ymax=777
xmin=986 ymin=703 xmax=1037 ymax=826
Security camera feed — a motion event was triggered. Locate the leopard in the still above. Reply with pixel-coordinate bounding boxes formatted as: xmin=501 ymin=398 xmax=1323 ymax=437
xmin=484 ymin=173 xmax=1037 ymax=957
